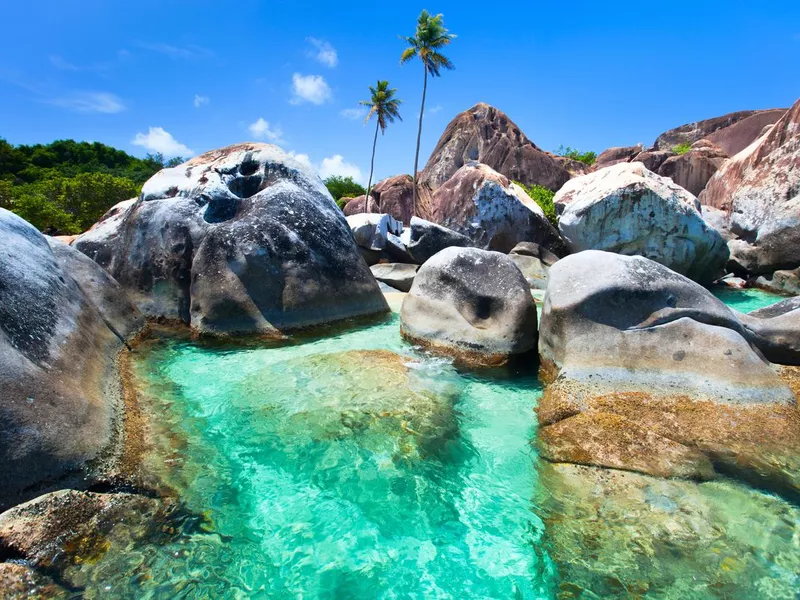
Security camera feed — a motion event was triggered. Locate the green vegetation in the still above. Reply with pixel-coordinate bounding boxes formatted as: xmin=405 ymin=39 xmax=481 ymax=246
xmin=401 ymin=10 xmax=456 ymax=217
xmin=361 ymin=81 xmax=403 ymax=202
xmin=555 ymin=145 xmax=597 ymax=166
xmin=324 ymin=175 xmax=366 ymax=207
xmin=0 ymin=137 xmax=181 ymax=233
xmin=515 ymin=181 xmax=558 ymax=226
xmin=672 ymin=142 xmax=692 ymax=155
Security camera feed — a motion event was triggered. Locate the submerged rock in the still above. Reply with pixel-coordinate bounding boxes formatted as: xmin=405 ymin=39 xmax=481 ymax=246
xmin=555 ymin=162 xmax=728 ymax=283
xmin=401 ymin=247 xmax=538 ymax=366
xmin=537 ymin=250 xmax=800 ymax=496
xmin=238 ymin=349 xmax=459 ymax=462
xmin=74 ymin=143 xmax=387 ymax=337
xmin=0 ymin=563 xmax=66 ymax=599
xmin=427 ymin=161 xmax=563 ymax=253
xmin=0 ymin=209 xmax=144 ymax=508
xmin=538 ymin=462 xmax=800 ymax=599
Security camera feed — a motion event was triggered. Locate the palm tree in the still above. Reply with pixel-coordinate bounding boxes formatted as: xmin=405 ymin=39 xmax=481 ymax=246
xmin=400 ymin=10 xmax=456 ymax=216
xmin=361 ymin=81 xmax=403 ymax=205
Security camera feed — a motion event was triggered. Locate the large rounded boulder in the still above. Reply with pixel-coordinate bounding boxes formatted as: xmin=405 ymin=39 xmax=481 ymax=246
xmin=75 ymin=143 xmax=387 ymax=337
xmin=537 ymin=250 xmax=800 ymax=498
xmin=555 ymin=161 xmax=728 ymax=282
xmin=427 ymin=161 xmax=564 ymax=253
xmin=400 ymin=247 xmax=537 ymax=366
xmin=700 ymin=98 xmax=800 ymax=276
xmin=0 ymin=209 xmax=144 ymax=508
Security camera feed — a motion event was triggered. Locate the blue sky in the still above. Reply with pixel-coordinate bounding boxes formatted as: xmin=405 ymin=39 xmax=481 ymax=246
xmin=1 ymin=0 xmax=798 ymax=184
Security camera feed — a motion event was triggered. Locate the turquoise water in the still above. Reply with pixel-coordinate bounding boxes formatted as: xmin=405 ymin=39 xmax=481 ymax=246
xmin=60 ymin=289 xmax=799 ymax=598
xmin=710 ymin=285 xmax=786 ymax=313
xmin=68 ymin=299 xmax=555 ymax=598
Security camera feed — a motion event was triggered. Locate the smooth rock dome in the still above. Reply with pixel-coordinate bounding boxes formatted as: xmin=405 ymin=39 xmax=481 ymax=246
xmin=75 ymin=143 xmax=388 ymax=337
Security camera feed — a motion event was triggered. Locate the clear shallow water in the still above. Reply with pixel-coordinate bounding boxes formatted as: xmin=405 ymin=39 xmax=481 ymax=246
xmin=710 ymin=285 xmax=787 ymax=313
xmin=69 ymin=300 xmax=555 ymax=598
xmin=62 ymin=290 xmax=800 ymax=599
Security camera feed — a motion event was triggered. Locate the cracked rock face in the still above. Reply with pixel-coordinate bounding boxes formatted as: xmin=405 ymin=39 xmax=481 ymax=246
xmin=537 ymin=250 xmax=800 ymax=499
xmin=555 ymin=162 xmax=729 ymax=283
xmin=74 ymin=143 xmax=387 ymax=337
xmin=400 ymin=247 xmax=537 ymax=366
xmin=0 ymin=209 xmax=144 ymax=508
xmin=427 ymin=161 xmax=564 ymax=254
xmin=700 ymin=98 xmax=800 ymax=276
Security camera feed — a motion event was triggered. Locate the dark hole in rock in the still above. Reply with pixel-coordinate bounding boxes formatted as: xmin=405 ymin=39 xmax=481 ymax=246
xmin=165 ymin=187 xmax=179 ymax=198
xmin=204 ymin=196 xmax=239 ymax=223
xmin=474 ymin=296 xmax=493 ymax=320
xmin=228 ymin=175 xmax=263 ymax=199
xmin=239 ymin=159 xmax=260 ymax=177
xmin=0 ymin=540 xmax=26 ymax=562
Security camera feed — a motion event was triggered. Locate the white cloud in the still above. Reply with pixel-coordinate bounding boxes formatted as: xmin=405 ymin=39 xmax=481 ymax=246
xmin=48 ymin=92 xmax=126 ymax=114
xmin=286 ymin=151 xmax=364 ymax=184
xmin=340 ymin=107 xmax=367 ymax=120
xmin=132 ymin=127 xmax=193 ymax=156
xmin=287 ymin=151 xmax=313 ymax=170
xmin=248 ymin=118 xmax=284 ymax=143
xmin=49 ymin=55 xmax=79 ymax=71
xmin=136 ymin=42 xmax=215 ymax=60
xmin=319 ymin=154 xmax=364 ymax=183
xmin=428 ymin=104 xmax=443 ymax=114
xmin=193 ymin=94 xmax=209 ymax=108
xmin=306 ymin=38 xmax=338 ymax=68
xmin=290 ymin=73 xmax=332 ymax=105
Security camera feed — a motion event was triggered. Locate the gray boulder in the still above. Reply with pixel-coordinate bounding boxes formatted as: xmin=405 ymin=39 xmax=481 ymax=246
xmin=0 ymin=209 xmax=144 ymax=508
xmin=370 ymin=263 xmax=418 ymax=293
xmin=75 ymin=143 xmax=387 ymax=337
xmin=755 ymin=268 xmax=800 ymax=296
xmin=555 ymin=162 xmax=728 ymax=283
xmin=738 ymin=296 xmax=800 ymax=365
xmin=400 ymin=247 xmax=537 ymax=366
xmin=403 ymin=216 xmax=474 ymax=265
xmin=537 ymin=250 xmax=800 ymax=496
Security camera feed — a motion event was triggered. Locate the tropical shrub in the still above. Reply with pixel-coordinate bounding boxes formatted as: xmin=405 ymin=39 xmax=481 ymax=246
xmin=555 ymin=145 xmax=597 ymax=166
xmin=515 ymin=181 xmax=558 ymax=226
xmin=324 ymin=175 xmax=366 ymax=202
xmin=672 ymin=142 xmax=692 ymax=155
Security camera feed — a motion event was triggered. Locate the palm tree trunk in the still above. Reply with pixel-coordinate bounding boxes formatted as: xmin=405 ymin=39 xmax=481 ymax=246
xmin=366 ymin=119 xmax=380 ymax=209
xmin=412 ymin=67 xmax=428 ymax=218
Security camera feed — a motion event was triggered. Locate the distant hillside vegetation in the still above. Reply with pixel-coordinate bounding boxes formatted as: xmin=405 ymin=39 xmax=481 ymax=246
xmin=0 ymin=138 xmax=184 ymax=234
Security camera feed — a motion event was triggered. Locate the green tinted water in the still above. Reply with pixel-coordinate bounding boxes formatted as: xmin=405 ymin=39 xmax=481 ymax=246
xmin=62 ymin=289 xmax=798 ymax=598
xmin=710 ymin=285 xmax=786 ymax=313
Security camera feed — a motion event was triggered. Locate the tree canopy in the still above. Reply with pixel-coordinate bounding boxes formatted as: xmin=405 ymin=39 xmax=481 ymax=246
xmin=0 ymin=137 xmax=176 ymax=234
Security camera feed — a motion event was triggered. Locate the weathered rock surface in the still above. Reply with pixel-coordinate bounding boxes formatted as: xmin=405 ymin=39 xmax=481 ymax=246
xmin=417 ymin=103 xmax=570 ymax=194
xmin=654 ymin=108 xmax=787 ymax=154
xmin=537 ymin=251 xmax=800 ymax=497
xmin=0 ymin=209 xmax=144 ymax=508
xmin=701 ymin=99 xmax=800 ymax=275
xmin=509 ymin=241 xmax=560 ymax=266
xmin=755 ymin=268 xmax=800 ymax=296
xmin=591 ymin=144 xmax=644 ymax=171
xmin=700 ymin=204 xmax=732 ymax=240
xmin=342 ymin=175 xmax=415 ymax=224
xmin=555 ymin=162 xmax=728 ymax=282
xmin=74 ymin=143 xmax=388 ymax=336
xmin=508 ymin=253 xmax=550 ymax=290
xmin=656 ymin=138 xmax=728 ymax=197
xmin=401 ymin=247 xmax=537 ymax=366
xmin=342 ymin=194 xmax=377 ymax=216
xmin=0 ymin=489 xmax=162 ymax=568
xmin=631 ymin=149 xmax=674 ymax=172
xmin=427 ymin=161 xmax=563 ymax=253
xmin=347 ymin=213 xmax=403 ymax=252
xmin=0 ymin=563 xmax=66 ymax=599
xmin=738 ymin=296 xmax=800 ymax=365
xmin=403 ymin=217 xmax=474 ymax=265
xmin=369 ymin=263 xmax=418 ymax=293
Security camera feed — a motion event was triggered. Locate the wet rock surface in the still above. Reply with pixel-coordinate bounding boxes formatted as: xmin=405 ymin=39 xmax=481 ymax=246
xmin=401 ymin=247 xmax=537 ymax=366
xmin=537 ymin=250 xmax=800 ymax=497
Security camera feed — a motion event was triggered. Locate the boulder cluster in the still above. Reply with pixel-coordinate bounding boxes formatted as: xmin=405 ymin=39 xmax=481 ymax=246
xmin=1 ymin=96 xmax=799 ymax=589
